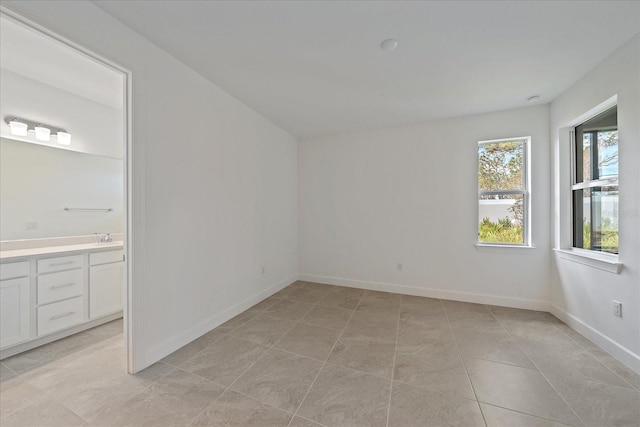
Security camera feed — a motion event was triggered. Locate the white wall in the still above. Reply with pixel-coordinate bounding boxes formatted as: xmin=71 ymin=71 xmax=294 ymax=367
xmin=0 ymin=69 xmax=124 ymax=159
xmin=550 ymin=35 xmax=640 ymax=371
xmin=299 ymin=105 xmax=550 ymax=309
xmin=1 ymin=1 xmax=298 ymax=371
xmin=0 ymin=138 xmax=123 ymax=240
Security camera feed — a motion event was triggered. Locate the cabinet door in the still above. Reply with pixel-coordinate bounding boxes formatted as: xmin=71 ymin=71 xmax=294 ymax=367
xmin=89 ymin=262 xmax=124 ymax=319
xmin=1 ymin=277 xmax=30 ymax=348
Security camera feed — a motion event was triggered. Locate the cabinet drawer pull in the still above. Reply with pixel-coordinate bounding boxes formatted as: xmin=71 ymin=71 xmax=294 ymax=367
xmin=49 ymin=311 xmax=76 ymax=321
xmin=50 ymin=282 xmax=76 ymax=290
xmin=50 ymin=261 xmax=75 ymax=267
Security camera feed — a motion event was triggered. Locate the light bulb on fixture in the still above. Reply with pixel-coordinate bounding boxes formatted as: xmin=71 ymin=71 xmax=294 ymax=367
xmin=56 ymin=131 xmax=71 ymax=145
xmin=34 ymin=125 xmax=51 ymax=142
xmin=8 ymin=119 xmax=28 ymax=136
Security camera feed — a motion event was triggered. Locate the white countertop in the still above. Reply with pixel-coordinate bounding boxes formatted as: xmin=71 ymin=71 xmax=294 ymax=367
xmin=0 ymin=242 xmax=123 ymax=262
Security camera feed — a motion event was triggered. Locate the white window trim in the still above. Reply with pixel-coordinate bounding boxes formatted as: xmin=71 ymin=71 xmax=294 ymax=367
xmin=554 ymin=95 xmax=622 ymax=273
xmin=475 ymin=243 xmax=535 ymax=253
xmin=477 ymin=136 xmax=532 ymax=248
xmin=569 ymin=101 xmax=620 ymax=261
xmin=554 ymin=248 xmax=623 ymax=274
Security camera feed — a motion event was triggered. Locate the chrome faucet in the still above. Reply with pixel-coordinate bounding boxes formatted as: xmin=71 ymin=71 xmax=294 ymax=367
xmin=94 ymin=233 xmax=113 ymax=244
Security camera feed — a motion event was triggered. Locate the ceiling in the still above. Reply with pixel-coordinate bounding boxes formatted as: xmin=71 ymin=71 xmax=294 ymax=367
xmin=93 ymin=1 xmax=640 ymax=138
xmin=0 ymin=15 xmax=123 ymax=110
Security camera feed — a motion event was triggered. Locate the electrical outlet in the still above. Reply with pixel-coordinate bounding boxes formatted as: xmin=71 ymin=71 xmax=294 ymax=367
xmin=613 ymin=300 xmax=622 ymax=317
xmin=25 ymin=221 xmax=39 ymax=230
xmin=397 ymin=263 xmax=403 ymax=271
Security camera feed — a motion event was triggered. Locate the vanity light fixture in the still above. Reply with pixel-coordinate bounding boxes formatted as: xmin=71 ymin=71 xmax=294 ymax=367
xmin=8 ymin=119 xmax=28 ymax=136
xmin=4 ymin=117 xmax=71 ymax=146
xmin=56 ymin=131 xmax=71 ymax=145
xmin=34 ymin=125 xmax=51 ymax=141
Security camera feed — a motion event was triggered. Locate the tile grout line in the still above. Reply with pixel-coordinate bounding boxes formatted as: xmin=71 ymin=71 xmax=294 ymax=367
xmin=490 ymin=308 xmax=586 ymax=427
xmin=285 ymin=289 xmax=366 ymax=427
xmin=539 ymin=311 xmax=638 ymax=390
xmin=185 ymin=297 xmax=312 ymax=425
xmin=442 ymin=301 xmax=488 ymax=427
xmin=384 ymin=296 xmax=402 ymax=427
xmin=187 ymin=282 xmax=338 ymax=426
xmin=0 ymin=340 xmax=133 ymax=425
xmin=169 ymin=288 xmax=311 ymax=371
xmin=535 ymin=371 xmax=586 ymax=427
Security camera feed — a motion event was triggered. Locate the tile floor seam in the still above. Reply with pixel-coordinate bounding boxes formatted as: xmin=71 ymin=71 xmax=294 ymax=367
xmin=169 ymin=365 xmax=228 ymax=390
xmin=172 ymin=287 xmax=324 ymax=373
xmin=294 ymin=320 xmax=348 ymax=333
xmin=5 ymin=286 xmax=637 ymax=427
xmin=295 ymin=414 xmax=330 ymax=427
xmin=482 ymin=303 xmax=513 ymax=334
xmin=384 ymin=295 xmax=402 ymax=427
xmin=187 ymin=315 xmax=306 ymax=426
xmin=228 ymin=387 xmax=298 ymax=417
xmin=2 ymin=371 xmax=92 ymax=425
xmin=322 ymin=359 xmax=391 ymax=381
xmin=0 ymin=361 xmax=19 ymax=378
xmin=525 ymin=314 xmax=638 ymax=390
xmin=479 ymin=401 xmax=583 ymax=427
xmin=160 ymin=332 xmax=229 ymax=371
xmin=536 ymin=370 xmax=587 ymax=427
xmin=494 ymin=312 xmax=587 ymax=427
xmin=545 ymin=314 xmax=639 ymax=390
xmin=442 ymin=299 xmax=488 ymax=427
xmin=193 ymin=292 xmax=328 ymax=424
xmin=285 ymin=291 xmax=365 ymax=427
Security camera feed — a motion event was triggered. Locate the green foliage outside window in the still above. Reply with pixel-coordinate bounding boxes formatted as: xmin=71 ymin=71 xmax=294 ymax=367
xmin=581 ymin=219 xmax=619 ymax=254
xmin=478 ymin=140 xmax=525 ymax=244
xmin=479 ymin=217 xmax=523 ymax=244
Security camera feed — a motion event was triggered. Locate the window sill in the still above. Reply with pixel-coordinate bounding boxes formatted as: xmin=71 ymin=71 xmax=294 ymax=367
xmin=554 ymin=248 xmax=623 ymax=274
xmin=475 ymin=244 xmax=535 ymax=254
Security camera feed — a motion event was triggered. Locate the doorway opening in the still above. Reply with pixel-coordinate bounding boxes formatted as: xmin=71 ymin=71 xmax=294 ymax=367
xmin=0 ymin=10 xmax=134 ymax=373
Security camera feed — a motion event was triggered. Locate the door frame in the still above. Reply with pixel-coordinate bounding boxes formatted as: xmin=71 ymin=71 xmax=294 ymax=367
xmin=1 ymin=7 xmax=137 ymax=373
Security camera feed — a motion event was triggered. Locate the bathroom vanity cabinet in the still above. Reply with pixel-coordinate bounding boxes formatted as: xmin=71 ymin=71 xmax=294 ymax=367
xmin=0 ymin=244 xmax=123 ymax=358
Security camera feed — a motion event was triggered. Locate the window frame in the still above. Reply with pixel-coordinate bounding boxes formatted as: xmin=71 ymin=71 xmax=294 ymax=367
xmin=477 ymin=136 xmax=531 ymax=247
xmin=569 ymin=105 xmax=618 ymax=254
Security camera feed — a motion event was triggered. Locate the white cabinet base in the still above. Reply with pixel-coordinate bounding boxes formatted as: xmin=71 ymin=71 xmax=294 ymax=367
xmin=0 ymin=277 xmax=30 ymax=348
xmin=89 ymin=262 xmax=124 ymax=319
xmin=0 ymin=312 xmax=122 ymax=360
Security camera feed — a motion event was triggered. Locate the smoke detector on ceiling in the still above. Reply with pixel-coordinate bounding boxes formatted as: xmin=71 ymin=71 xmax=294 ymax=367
xmin=380 ymin=39 xmax=398 ymax=51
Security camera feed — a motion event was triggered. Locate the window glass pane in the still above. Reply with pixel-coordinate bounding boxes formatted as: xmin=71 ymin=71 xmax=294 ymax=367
xmin=478 ymin=194 xmax=524 ymax=244
xmin=478 ymin=141 xmax=523 ymax=191
xmin=574 ymin=186 xmax=618 ymax=254
xmin=597 ymin=130 xmax=618 ymax=178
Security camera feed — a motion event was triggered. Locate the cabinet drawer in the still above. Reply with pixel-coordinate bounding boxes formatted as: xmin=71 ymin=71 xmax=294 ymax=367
xmin=37 ymin=270 xmax=84 ymax=305
xmin=0 ymin=261 xmax=29 ymax=281
xmin=37 ymin=296 xmax=83 ymax=336
xmin=38 ymin=255 xmax=83 ymax=274
xmin=90 ymin=250 xmax=123 ymax=266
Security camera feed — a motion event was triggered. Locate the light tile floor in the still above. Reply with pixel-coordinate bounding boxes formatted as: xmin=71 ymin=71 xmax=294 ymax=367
xmin=1 ymin=281 xmax=639 ymax=426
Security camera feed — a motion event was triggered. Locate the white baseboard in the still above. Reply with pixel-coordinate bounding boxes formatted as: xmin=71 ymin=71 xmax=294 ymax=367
xmin=550 ymin=304 xmax=640 ymax=374
xmin=144 ymin=275 xmax=297 ymax=368
xmin=299 ymin=274 xmax=550 ymax=311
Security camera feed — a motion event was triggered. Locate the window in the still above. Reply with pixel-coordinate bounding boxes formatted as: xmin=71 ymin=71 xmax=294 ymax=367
xmin=478 ymin=137 xmax=529 ymax=245
xmin=572 ymin=106 xmax=618 ymax=254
